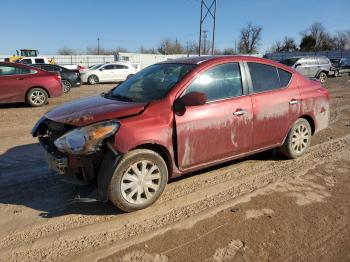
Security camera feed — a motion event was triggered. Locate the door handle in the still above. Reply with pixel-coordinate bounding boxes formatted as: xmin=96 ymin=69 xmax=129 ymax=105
xmin=289 ymin=99 xmax=299 ymax=105
xmin=233 ymin=109 xmax=246 ymax=116
xmin=16 ymin=77 xmax=24 ymax=80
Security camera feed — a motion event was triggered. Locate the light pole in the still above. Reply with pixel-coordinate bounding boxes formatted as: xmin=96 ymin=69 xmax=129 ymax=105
xmin=198 ymin=0 xmax=217 ymax=56
xmin=97 ymin=37 xmax=100 ymax=55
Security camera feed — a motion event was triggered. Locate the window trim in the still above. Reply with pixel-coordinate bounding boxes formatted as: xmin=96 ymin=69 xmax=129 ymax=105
xmin=179 ymin=61 xmax=249 ymax=104
xmin=244 ymin=62 xmax=293 ymax=95
xmin=0 ymin=65 xmax=37 ymax=77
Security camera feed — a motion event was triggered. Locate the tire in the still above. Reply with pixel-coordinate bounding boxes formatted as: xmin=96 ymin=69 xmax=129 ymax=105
xmin=127 ymin=74 xmax=134 ymax=79
xmin=61 ymin=80 xmax=71 ymax=93
xmin=26 ymin=88 xmax=48 ymax=107
xmin=88 ymin=75 xmax=99 ymax=85
xmin=108 ymin=149 xmax=168 ymax=212
xmin=318 ymin=71 xmax=327 ymax=83
xmin=280 ymin=118 xmax=312 ymax=159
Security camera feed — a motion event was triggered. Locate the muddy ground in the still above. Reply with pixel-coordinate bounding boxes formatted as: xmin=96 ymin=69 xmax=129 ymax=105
xmin=0 ymin=77 xmax=349 ymax=262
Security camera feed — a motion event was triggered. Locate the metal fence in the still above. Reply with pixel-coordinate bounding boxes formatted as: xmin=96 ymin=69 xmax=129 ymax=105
xmin=264 ymin=50 xmax=350 ymax=61
xmin=0 ymin=55 xmax=116 ymax=67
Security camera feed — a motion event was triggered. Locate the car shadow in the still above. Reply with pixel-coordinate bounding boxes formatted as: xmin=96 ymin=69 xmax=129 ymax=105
xmin=0 ymin=143 xmax=286 ymax=218
xmin=0 ymin=102 xmax=30 ymax=108
xmin=0 ymin=143 xmax=121 ymax=218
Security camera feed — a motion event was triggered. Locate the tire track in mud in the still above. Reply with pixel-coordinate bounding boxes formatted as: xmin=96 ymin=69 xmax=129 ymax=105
xmin=1 ymin=134 xmax=350 ymax=262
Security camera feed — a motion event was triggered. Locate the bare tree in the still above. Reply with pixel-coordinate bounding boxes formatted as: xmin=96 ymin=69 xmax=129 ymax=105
xmin=238 ymin=23 xmax=262 ymax=54
xmin=302 ymin=22 xmax=333 ymax=51
xmin=270 ymin=37 xmax=298 ymax=52
xmin=57 ymin=47 xmax=77 ymax=55
xmin=333 ymin=30 xmax=350 ymax=50
xmin=158 ymin=38 xmax=185 ymax=54
xmin=139 ymin=46 xmax=158 ymax=54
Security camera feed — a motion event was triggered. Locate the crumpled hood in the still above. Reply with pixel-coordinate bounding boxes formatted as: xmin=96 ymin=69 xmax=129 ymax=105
xmin=45 ymin=95 xmax=147 ymax=126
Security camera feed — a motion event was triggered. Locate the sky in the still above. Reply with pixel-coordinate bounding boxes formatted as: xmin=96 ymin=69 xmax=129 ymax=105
xmin=1 ymin=0 xmax=349 ymax=55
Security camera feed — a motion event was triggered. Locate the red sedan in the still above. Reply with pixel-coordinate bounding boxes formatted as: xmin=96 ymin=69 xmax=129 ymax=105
xmin=0 ymin=62 xmax=63 ymax=107
xmin=32 ymin=56 xmax=329 ymax=212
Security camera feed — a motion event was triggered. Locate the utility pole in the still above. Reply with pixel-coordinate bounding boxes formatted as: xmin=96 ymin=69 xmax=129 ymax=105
xmin=97 ymin=37 xmax=100 ymax=55
xmin=198 ymin=0 xmax=217 ymax=56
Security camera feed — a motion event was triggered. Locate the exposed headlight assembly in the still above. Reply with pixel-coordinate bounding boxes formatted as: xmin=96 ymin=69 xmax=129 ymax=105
xmin=54 ymin=120 xmax=120 ymax=155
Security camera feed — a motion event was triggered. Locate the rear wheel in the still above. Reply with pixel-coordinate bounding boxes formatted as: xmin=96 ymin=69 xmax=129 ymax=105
xmin=108 ymin=149 xmax=168 ymax=212
xmin=26 ymin=88 xmax=48 ymax=107
xmin=318 ymin=72 xmax=327 ymax=83
xmin=88 ymin=75 xmax=99 ymax=85
xmin=61 ymin=80 xmax=71 ymax=93
xmin=280 ymin=118 xmax=312 ymax=159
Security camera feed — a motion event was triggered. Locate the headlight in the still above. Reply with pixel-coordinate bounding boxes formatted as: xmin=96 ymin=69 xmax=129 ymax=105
xmin=54 ymin=120 xmax=119 ymax=155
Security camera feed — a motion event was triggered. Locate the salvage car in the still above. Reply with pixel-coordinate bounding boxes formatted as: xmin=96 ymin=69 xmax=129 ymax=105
xmin=80 ymin=62 xmax=140 ymax=85
xmin=280 ymin=56 xmax=331 ymax=83
xmin=31 ymin=64 xmax=81 ymax=93
xmin=330 ymin=58 xmax=350 ymax=77
xmin=32 ymin=56 xmax=330 ymax=212
xmin=0 ymin=62 xmax=63 ymax=107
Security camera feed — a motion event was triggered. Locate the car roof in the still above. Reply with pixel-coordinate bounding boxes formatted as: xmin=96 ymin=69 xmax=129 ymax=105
xmin=157 ymin=55 xmax=280 ymax=66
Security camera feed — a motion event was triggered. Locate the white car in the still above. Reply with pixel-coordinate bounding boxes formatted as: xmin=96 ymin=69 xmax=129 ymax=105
xmin=80 ymin=62 xmax=140 ymax=85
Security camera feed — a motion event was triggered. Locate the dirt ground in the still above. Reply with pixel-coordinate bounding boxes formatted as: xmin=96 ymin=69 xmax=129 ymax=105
xmin=0 ymin=77 xmax=349 ymax=262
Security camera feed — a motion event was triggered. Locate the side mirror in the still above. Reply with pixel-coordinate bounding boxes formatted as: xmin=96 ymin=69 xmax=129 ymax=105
xmin=173 ymin=92 xmax=207 ymax=115
xmin=99 ymin=68 xmax=104 ymax=71
xmin=295 ymin=63 xmax=301 ymax=68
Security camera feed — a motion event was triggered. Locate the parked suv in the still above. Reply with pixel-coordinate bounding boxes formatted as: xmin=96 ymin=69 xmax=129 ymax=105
xmin=280 ymin=56 xmax=331 ymax=83
xmin=0 ymin=62 xmax=63 ymax=107
xmin=31 ymin=64 xmax=81 ymax=93
xmin=32 ymin=56 xmax=330 ymax=212
xmin=80 ymin=62 xmax=140 ymax=85
xmin=330 ymin=58 xmax=350 ymax=77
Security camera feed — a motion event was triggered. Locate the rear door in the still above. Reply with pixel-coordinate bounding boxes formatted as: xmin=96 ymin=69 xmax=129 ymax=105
xmin=175 ymin=62 xmax=253 ymax=170
xmin=246 ymin=62 xmax=300 ymax=150
xmin=114 ymin=64 xmax=129 ymax=80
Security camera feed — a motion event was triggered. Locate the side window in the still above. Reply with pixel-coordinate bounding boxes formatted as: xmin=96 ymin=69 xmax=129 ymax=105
xmin=21 ymin=59 xmax=32 ymax=64
xmin=35 ymin=58 xmax=45 ymax=64
xmin=17 ymin=67 xmax=31 ymax=74
xmin=307 ymin=58 xmax=317 ymax=65
xmin=248 ymin=63 xmax=281 ymax=92
xmin=318 ymin=58 xmax=329 ymax=65
xmin=277 ymin=68 xmax=292 ymax=87
xmin=103 ymin=64 xmax=115 ymax=70
xmin=0 ymin=66 xmax=17 ymax=76
xmin=115 ymin=65 xmax=126 ymax=69
xmin=185 ymin=63 xmax=243 ymax=102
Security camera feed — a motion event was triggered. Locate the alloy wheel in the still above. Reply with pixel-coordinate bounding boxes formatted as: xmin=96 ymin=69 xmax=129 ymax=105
xmin=62 ymin=80 xmax=71 ymax=93
xmin=30 ymin=91 xmax=46 ymax=106
xmin=120 ymin=160 xmax=161 ymax=205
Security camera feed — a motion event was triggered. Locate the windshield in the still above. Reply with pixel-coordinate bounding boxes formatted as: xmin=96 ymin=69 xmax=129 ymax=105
xmin=280 ymin=58 xmax=299 ymax=66
xmin=108 ymin=63 xmax=195 ymax=103
xmin=89 ymin=64 xmax=103 ymax=70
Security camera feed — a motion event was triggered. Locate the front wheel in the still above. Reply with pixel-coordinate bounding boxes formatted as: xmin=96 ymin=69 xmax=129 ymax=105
xmin=108 ymin=149 xmax=168 ymax=212
xmin=61 ymin=80 xmax=71 ymax=93
xmin=318 ymin=72 xmax=327 ymax=83
xmin=280 ymin=118 xmax=312 ymax=159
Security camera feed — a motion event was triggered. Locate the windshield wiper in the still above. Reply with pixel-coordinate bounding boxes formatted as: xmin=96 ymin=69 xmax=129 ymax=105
xmin=109 ymin=94 xmax=134 ymax=102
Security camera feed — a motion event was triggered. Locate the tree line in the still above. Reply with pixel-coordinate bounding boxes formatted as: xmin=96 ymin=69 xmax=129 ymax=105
xmin=57 ymin=22 xmax=350 ymax=55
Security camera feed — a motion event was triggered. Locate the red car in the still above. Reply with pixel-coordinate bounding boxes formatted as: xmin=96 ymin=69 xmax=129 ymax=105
xmin=0 ymin=62 xmax=63 ymax=107
xmin=32 ymin=56 xmax=330 ymax=212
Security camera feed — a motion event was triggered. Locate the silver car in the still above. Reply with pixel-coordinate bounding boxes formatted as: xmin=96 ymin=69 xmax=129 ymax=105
xmin=280 ymin=56 xmax=331 ymax=83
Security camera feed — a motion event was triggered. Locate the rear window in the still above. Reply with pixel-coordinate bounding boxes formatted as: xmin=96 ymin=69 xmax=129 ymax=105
xmin=35 ymin=58 xmax=45 ymax=64
xmin=318 ymin=58 xmax=329 ymax=64
xmin=248 ymin=63 xmax=281 ymax=92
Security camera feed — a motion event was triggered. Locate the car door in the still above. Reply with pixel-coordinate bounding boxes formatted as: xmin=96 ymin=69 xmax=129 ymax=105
xmin=114 ymin=65 xmax=128 ymax=81
xmin=246 ymin=62 xmax=300 ymax=150
xmin=0 ymin=65 xmax=30 ymax=103
xmin=99 ymin=64 xmax=115 ymax=81
xmin=175 ymin=62 xmax=253 ymax=170
xmin=308 ymin=58 xmax=319 ymax=77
